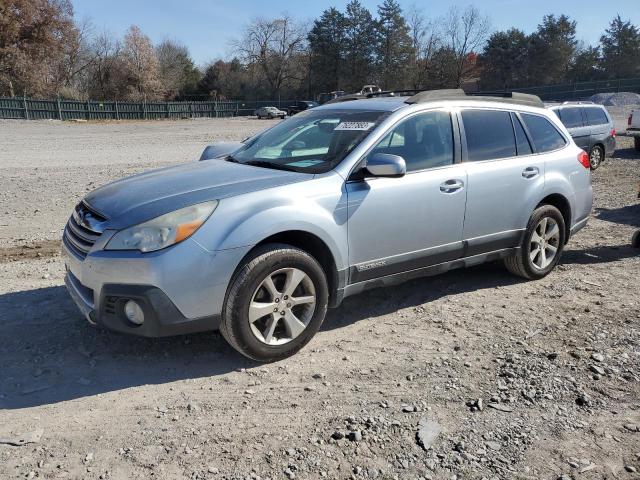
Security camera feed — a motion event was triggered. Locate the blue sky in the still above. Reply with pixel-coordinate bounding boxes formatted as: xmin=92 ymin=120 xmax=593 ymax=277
xmin=71 ymin=0 xmax=639 ymax=66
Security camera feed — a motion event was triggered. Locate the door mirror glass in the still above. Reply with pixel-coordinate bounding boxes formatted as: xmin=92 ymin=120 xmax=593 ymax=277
xmin=366 ymin=153 xmax=406 ymax=177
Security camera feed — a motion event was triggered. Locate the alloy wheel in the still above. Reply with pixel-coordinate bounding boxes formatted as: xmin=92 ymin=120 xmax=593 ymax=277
xmin=589 ymin=147 xmax=602 ymax=169
xmin=530 ymin=217 xmax=560 ymax=270
xmin=248 ymin=268 xmax=316 ymax=345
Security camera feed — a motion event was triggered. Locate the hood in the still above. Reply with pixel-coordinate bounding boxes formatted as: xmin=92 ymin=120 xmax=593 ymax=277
xmin=84 ymin=159 xmax=308 ymax=229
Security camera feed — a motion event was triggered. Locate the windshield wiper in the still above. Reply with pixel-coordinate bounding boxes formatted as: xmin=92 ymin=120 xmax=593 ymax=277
xmin=226 ymin=154 xmax=239 ymax=163
xmin=244 ymin=160 xmax=298 ymax=172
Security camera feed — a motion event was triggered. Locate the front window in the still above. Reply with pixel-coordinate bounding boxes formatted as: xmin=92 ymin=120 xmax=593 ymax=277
xmin=230 ymin=109 xmax=389 ymax=173
xmin=368 ymin=110 xmax=454 ymax=171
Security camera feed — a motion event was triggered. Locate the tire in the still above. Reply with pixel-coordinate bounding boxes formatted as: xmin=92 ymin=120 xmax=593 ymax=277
xmin=220 ymin=244 xmax=329 ymax=362
xmin=504 ymin=205 xmax=566 ymax=280
xmin=634 ymin=137 xmax=640 ymax=152
xmin=589 ymin=145 xmax=604 ymax=170
xmin=632 ymin=230 xmax=640 ymax=249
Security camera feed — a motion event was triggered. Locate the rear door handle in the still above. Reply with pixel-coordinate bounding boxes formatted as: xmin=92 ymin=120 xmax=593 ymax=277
xmin=440 ymin=179 xmax=464 ymax=193
xmin=522 ymin=166 xmax=539 ymax=179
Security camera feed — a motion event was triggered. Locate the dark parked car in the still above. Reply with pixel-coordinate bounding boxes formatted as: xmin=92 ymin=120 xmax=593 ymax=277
xmin=548 ymin=102 xmax=616 ymax=170
xmin=287 ymin=101 xmax=318 ymax=116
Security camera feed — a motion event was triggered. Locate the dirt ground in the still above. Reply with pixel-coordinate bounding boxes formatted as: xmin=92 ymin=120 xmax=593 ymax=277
xmin=0 ymin=118 xmax=639 ymax=480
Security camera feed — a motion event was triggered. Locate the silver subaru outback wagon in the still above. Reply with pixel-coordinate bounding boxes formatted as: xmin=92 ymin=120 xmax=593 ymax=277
xmin=63 ymin=89 xmax=593 ymax=361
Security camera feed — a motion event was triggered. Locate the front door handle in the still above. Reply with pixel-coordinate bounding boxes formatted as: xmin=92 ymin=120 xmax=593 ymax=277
xmin=440 ymin=179 xmax=464 ymax=193
xmin=522 ymin=166 xmax=539 ymax=179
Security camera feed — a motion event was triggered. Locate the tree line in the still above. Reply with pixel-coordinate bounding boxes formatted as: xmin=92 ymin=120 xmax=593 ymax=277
xmin=1 ymin=0 xmax=639 ymax=102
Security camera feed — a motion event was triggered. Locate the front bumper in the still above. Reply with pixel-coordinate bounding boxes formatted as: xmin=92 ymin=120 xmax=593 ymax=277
xmin=63 ymin=235 xmax=252 ymax=337
xmin=65 ymin=272 xmax=220 ymax=336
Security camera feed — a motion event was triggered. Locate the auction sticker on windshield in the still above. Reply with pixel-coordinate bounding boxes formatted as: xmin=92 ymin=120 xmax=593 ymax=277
xmin=334 ymin=122 xmax=376 ymax=131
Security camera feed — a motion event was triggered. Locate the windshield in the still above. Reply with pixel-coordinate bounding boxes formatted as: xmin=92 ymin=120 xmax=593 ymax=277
xmin=231 ymin=109 xmax=389 ymax=173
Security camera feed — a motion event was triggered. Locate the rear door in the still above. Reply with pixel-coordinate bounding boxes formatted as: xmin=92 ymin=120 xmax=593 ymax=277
xmin=460 ymin=109 xmax=545 ymax=255
xmin=557 ymin=107 xmax=590 ymax=150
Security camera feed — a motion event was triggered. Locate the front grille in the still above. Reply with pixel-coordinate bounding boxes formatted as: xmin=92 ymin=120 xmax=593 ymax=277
xmin=63 ymin=202 xmax=106 ymax=259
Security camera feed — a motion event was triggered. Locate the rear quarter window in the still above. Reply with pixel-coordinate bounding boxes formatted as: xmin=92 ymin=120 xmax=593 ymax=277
xmin=521 ymin=113 xmax=567 ymax=152
xmin=584 ymin=107 xmax=609 ymax=126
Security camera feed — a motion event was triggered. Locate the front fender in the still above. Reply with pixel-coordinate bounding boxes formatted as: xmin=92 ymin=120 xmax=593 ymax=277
xmin=190 ymin=175 xmax=349 ymax=270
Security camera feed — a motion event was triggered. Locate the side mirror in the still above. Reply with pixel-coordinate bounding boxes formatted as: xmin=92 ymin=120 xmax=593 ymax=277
xmin=365 ymin=153 xmax=406 ymax=178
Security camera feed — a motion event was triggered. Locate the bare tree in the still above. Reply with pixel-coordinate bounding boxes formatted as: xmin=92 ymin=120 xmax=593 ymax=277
xmin=233 ymin=15 xmax=307 ymax=98
xmin=444 ymin=5 xmax=490 ymax=87
xmin=406 ymin=5 xmax=443 ymax=89
xmin=85 ymin=31 xmax=126 ymax=99
xmin=60 ymin=16 xmax=95 ymax=98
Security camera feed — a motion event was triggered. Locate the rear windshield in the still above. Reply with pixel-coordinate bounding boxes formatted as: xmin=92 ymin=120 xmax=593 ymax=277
xmin=230 ymin=109 xmax=389 ymax=173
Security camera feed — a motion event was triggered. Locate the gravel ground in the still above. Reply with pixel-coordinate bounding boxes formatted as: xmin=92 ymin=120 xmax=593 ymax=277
xmin=0 ymin=119 xmax=639 ymax=480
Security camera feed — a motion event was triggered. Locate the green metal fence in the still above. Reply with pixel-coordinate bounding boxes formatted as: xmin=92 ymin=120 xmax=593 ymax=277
xmin=0 ymin=97 xmax=300 ymax=120
xmin=3 ymin=77 xmax=639 ymax=121
xmin=479 ymin=77 xmax=640 ymax=101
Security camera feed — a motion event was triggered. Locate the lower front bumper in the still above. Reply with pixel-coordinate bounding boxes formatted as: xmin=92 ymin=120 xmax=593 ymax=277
xmin=65 ymin=271 xmax=220 ymax=337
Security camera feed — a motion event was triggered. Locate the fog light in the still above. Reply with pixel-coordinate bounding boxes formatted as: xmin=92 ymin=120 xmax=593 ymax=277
xmin=124 ymin=300 xmax=145 ymax=325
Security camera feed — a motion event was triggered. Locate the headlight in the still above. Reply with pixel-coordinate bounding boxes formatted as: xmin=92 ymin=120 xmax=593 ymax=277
xmin=105 ymin=201 xmax=218 ymax=252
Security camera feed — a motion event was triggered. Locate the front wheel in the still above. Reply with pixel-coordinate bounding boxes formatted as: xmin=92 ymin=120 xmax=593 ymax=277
xmin=589 ymin=145 xmax=604 ymax=170
xmin=220 ymin=244 xmax=329 ymax=362
xmin=632 ymin=230 xmax=640 ymax=249
xmin=504 ymin=205 xmax=566 ymax=280
xmin=634 ymin=137 xmax=640 ymax=152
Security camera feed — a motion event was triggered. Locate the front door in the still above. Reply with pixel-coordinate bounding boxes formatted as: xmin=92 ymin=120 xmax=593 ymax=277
xmin=346 ymin=109 xmax=467 ymax=284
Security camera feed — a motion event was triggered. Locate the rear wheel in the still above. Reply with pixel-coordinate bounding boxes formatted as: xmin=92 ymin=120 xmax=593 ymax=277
xmin=589 ymin=145 xmax=604 ymax=170
xmin=220 ymin=244 xmax=329 ymax=362
xmin=632 ymin=230 xmax=640 ymax=249
xmin=504 ymin=205 xmax=566 ymax=280
xmin=634 ymin=137 xmax=640 ymax=152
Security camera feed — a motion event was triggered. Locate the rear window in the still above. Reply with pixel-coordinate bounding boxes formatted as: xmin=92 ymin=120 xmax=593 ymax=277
xmin=584 ymin=107 xmax=609 ymax=126
xmin=558 ymin=107 xmax=584 ymax=128
xmin=462 ymin=110 xmax=516 ymax=161
xmin=521 ymin=113 xmax=567 ymax=152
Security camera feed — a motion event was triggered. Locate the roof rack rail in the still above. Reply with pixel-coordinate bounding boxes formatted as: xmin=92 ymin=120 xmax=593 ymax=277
xmin=406 ymin=89 xmax=544 ymax=108
xmin=405 ymin=89 xmax=466 ymax=104
xmin=366 ymin=89 xmax=426 ymax=98
xmin=324 ymin=89 xmax=427 ymax=105
xmin=466 ymin=91 xmax=545 ymax=108
xmin=325 ymin=88 xmax=545 ymax=108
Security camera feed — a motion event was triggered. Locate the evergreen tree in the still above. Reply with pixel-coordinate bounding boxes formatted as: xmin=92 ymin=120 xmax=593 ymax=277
xmin=527 ymin=14 xmax=577 ymax=84
xmin=600 ymin=15 xmax=640 ymax=79
xmin=479 ymin=28 xmax=529 ymax=89
xmin=308 ymin=8 xmax=346 ymax=94
xmin=343 ymin=0 xmax=377 ymax=92
xmin=375 ymin=0 xmax=415 ymax=89
xmin=569 ymin=45 xmax=602 ymax=81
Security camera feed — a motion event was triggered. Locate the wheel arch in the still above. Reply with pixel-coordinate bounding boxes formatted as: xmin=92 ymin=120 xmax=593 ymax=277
xmin=537 ymin=193 xmax=572 ymax=244
xmin=240 ymin=230 xmax=343 ymax=307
